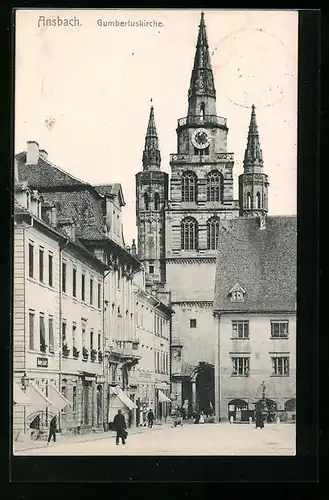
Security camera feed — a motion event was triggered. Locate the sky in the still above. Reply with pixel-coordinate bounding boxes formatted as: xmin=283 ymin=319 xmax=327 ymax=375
xmin=15 ymin=9 xmax=298 ymax=245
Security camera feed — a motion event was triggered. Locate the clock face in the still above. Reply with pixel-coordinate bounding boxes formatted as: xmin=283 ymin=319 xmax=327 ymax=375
xmin=191 ymin=128 xmax=210 ymax=149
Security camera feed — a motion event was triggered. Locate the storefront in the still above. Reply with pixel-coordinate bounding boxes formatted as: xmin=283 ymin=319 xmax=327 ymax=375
xmin=155 ymin=383 xmax=171 ymax=421
xmin=108 ymin=386 xmax=137 ymax=429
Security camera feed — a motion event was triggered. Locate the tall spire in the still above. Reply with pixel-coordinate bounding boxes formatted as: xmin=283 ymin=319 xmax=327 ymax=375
xmin=142 ymin=102 xmax=161 ymax=171
xmin=188 ymin=12 xmax=216 ymax=100
xmin=244 ymin=105 xmax=263 ymax=170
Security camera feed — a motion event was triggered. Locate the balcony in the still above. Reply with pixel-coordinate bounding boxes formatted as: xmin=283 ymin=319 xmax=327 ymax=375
xmin=170 ymin=152 xmax=234 ymax=164
xmin=115 ymin=340 xmax=141 ymax=360
xmin=177 ymin=115 xmax=227 ymax=128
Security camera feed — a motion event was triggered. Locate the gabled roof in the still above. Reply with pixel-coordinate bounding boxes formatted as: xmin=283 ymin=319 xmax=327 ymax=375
xmin=93 ymin=183 xmax=126 ymax=207
xmin=213 ymin=216 xmax=297 ymax=313
xmin=16 ymin=152 xmax=102 ymax=200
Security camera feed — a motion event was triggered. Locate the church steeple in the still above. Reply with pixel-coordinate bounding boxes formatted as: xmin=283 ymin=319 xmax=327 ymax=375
xmin=142 ymin=101 xmax=161 ymax=171
xmin=239 ymin=105 xmax=269 ymax=217
xmin=243 ymin=105 xmax=264 ymax=172
xmin=188 ymin=12 xmax=216 ymax=100
xmin=187 ymin=12 xmax=217 ymax=119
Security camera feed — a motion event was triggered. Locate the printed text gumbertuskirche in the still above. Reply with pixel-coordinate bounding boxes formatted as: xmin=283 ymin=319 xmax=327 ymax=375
xmin=96 ymin=19 xmax=164 ymax=27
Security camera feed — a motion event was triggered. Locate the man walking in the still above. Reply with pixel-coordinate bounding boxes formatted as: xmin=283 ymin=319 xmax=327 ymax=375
xmin=147 ymin=409 xmax=155 ymax=428
xmin=47 ymin=416 xmax=57 ymax=445
xmin=113 ymin=409 xmax=127 ymax=445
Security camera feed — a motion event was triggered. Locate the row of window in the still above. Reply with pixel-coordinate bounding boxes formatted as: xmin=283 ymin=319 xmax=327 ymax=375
xmin=28 ymin=311 xmax=54 ymax=353
xmin=189 ymin=319 xmax=290 ymax=339
xmin=231 ymin=356 xmax=290 ymax=376
xmin=28 ymin=310 xmax=102 ymax=358
xmin=181 ymin=216 xmax=221 ymax=250
xmin=28 ymin=241 xmax=102 ymax=308
xmin=62 ymin=261 xmax=101 ymax=308
xmin=62 ymin=320 xmax=102 ymax=359
xmin=155 ymin=350 xmax=169 ymax=374
xmin=28 ymin=242 xmax=54 ymax=286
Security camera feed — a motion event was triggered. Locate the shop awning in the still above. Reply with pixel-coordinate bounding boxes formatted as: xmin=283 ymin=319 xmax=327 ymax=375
xmin=158 ymin=390 xmax=171 ymax=403
xmin=25 ymin=381 xmax=53 ymax=410
xmin=13 ymin=381 xmax=32 ymax=406
xmin=48 ymin=382 xmax=72 ymax=412
xmin=110 ymin=386 xmax=137 ymax=410
xmin=155 ymin=382 xmax=170 ymax=390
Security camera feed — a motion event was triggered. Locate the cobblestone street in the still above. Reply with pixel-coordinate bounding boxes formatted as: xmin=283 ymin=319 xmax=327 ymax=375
xmin=14 ymin=422 xmax=296 ymax=456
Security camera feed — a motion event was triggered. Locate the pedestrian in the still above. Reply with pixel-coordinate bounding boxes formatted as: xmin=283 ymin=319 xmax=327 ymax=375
xmin=113 ymin=409 xmax=127 ymax=445
xmin=199 ymin=411 xmax=205 ymax=424
xmin=255 ymin=409 xmax=264 ymax=429
xmin=47 ymin=416 xmax=57 ymax=445
xmin=147 ymin=409 xmax=155 ymax=428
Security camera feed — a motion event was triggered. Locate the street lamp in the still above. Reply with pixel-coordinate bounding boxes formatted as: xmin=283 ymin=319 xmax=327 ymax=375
xmin=21 ymin=372 xmax=29 ymax=391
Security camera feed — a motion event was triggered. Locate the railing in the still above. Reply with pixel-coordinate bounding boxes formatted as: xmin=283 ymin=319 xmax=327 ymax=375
xmin=115 ymin=340 xmax=140 ymax=357
xmin=170 ymin=152 xmax=234 ymax=163
xmin=177 ymin=115 xmax=227 ymax=128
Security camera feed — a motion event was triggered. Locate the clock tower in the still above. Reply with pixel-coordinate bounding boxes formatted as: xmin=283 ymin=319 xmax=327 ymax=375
xmin=165 ymin=12 xmax=240 ymax=414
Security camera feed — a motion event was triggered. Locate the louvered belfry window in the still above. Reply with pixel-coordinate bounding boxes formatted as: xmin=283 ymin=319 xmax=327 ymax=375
xmin=181 ymin=217 xmax=198 ymax=250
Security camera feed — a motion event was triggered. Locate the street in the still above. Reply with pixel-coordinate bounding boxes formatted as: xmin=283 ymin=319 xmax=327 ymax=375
xmin=14 ymin=422 xmax=295 ymax=456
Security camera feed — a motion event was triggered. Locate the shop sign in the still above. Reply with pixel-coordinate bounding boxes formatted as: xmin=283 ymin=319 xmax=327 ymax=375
xmin=37 ymin=357 xmax=48 ymax=368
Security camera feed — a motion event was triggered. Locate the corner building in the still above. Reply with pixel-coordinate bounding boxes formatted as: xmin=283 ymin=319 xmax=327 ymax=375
xmin=136 ymin=12 xmax=269 ymax=412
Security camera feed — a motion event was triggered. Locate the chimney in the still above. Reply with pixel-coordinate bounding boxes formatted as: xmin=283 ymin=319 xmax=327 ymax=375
xmin=26 ymin=141 xmax=39 ymax=165
xmin=39 ymin=149 xmax=48 ymax=160
xmin=259 ymin=213 xmax=266 ymax=230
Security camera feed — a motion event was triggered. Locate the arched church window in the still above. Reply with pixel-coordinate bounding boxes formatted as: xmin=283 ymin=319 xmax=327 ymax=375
xmin=154 ymin=192 xmax=160 ymax=210
xmin=181 ymin=217 xmax=198 ymax=250
xmin=181 ymin=171 xmax=197 ymax=202
xmin=200 ymin=102 xmax=205 ymax=120
xmin=256 ymin=192 xmax=261 ymax=209
xmin=207 ymin=217 xmax=220 ymax=250
xmin=144 ymin=192 xmax=149 ymax=210
xmin=207 ymin=171 xmax=222 ymax=202
xmin=247 ymin=192 xmax=251 ymax=209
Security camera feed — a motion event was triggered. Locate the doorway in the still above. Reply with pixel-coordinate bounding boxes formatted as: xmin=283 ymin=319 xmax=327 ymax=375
xmin=195 ymin=362 xmax=215 ymax=414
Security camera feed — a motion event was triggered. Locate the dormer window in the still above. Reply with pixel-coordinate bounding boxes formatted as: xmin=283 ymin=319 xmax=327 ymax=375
xmin=228 ymin=283 xmax=246 ymax=302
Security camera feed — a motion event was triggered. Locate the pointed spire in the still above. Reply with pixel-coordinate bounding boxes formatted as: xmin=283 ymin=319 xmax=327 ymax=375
xmin=244 ymin=105 xmax=263 ymax=168
xmin=142 ymin=103 xmax=161 ymax=171
xmin=188 ymin=12 xmax=216 ymax=100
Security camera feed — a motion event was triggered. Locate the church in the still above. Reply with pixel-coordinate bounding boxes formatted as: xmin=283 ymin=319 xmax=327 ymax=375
xmin=135 ymin=12 xmax=270 ymax=415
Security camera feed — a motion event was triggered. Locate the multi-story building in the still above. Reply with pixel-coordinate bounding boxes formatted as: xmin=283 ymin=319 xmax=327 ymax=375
xmin=15 ymin=141 xmax=172 ymax=434
xmin=13 ymin=181 xmax=108 ymax=439
xmin=213 ymin=215 xmax=297 ymax=422
xmin=135 ymin=12 xmax=271 ymax=413
xmin=133 ymin=273 xmax=172 ymax=425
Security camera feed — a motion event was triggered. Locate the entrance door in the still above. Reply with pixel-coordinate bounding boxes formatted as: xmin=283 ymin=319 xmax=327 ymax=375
xmin=195 ymin=363 xmax=215 ymax=415
xmin=228 ymin=399 xmax=249 ymax=422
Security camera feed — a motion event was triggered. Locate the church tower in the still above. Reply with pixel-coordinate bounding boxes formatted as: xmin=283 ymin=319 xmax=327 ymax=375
xmin=165 ymin=12 xmax=240 ymax=413
xmin=239 ymin=105 xmax=269 ymax=217
xmin=136 ymin=103 xmax=168 ymax=288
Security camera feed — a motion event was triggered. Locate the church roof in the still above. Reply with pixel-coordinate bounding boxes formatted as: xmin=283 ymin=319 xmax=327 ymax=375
xmin=213 ymin=216 xmax=297 ymax=313
xmin=142 ymin=103 xmax=161 ymax=170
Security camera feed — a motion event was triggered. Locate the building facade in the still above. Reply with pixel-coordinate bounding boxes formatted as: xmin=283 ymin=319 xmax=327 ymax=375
xmin=133 ymin=274 xmax=171 ymax=425
xmin=13 ymin=181 xmax=108 ymax=438
xmin=14 ymin=141 xmax=173 ymax=437
xmin=135 ymin=12 xmax=270 ymax=413
xmin=213 ymin=216 xmax=297 ymax=422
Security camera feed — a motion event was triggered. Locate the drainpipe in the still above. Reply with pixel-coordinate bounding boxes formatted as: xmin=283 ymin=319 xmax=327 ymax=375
xmin=214 ymin=311 xmax=221 ymax=423
xmin=58 ymin=238 xmax=69 ymax=432
xmin=103 ymin=268 xmax=111 ymax=431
